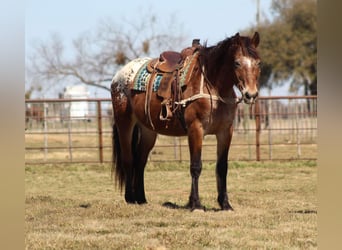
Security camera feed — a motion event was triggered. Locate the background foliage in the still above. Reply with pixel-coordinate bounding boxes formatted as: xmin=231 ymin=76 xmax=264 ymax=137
xmin=255 ymin=0 xmax=317 ymax=95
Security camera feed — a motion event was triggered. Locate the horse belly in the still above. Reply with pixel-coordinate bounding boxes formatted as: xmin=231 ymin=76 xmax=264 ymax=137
xmin=131 ymin=93 xmax=188 ymax=136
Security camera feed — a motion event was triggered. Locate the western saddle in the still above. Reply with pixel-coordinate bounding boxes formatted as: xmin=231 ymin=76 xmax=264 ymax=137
xmin=145 ymin=39 xmax=201 ymax=123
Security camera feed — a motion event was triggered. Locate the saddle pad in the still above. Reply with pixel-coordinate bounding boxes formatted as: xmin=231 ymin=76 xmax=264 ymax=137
xmin=132 ymin=61 xmax=159 ymax=92
xmin=132 ymin=61 xmax=175 ymax=92
xmin=132 ymin=52 xmax=198 ymax=92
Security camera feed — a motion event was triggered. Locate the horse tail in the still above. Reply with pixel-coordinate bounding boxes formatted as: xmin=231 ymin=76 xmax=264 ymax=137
xmin=112 ymin=123 xmax=141 ymax=191
xmin=112 ymin=124 xmax=124 ymax=190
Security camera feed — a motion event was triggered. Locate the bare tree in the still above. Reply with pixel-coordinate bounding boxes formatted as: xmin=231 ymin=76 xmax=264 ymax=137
xmin=26 ymin=11 xmax=187 ymax=96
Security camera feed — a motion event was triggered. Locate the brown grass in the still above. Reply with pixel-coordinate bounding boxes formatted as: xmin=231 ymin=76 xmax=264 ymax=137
xmin=25 ymin=161 xmax=317 ymax=249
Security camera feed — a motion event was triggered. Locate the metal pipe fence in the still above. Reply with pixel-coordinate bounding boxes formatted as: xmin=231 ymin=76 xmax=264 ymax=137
xmin=25 ymin=96 xmax=317 ymax=164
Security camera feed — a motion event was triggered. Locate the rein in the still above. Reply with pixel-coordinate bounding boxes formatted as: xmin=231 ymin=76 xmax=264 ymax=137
xmin=175 ymin=65 xmax=242 ymax=107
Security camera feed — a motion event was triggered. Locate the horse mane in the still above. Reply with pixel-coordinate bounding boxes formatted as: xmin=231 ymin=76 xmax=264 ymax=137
xmin=200 ymin=34 xmax=259 ymax=62
xmin=198 ymin=34 xmax=260 ymax=82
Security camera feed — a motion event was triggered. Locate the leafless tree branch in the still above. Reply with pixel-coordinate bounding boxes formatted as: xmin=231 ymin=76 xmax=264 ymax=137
xmin=26 ymin=11 xmax=187 ymax=97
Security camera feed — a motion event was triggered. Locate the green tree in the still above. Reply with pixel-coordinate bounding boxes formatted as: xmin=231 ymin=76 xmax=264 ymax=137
xmin=255 ymin=0 xmax=317 ymax=94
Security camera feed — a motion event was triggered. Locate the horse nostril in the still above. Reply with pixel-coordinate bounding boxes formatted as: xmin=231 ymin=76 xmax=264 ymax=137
xmin=245 ymin=92 xmax=258 ymax=100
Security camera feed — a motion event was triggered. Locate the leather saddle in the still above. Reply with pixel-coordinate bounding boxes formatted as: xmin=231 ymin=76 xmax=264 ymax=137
xmin=144 ymin=40 xmax=201 ymax=122
xmin=147 ymin=51 xmax=183 ymax=73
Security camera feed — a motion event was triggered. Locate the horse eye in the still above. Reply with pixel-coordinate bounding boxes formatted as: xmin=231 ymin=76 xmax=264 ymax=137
xmin=234 ymin=61 xmax=241 ymax=68
xmin=256 ymin=61 xmax=261 ymax=68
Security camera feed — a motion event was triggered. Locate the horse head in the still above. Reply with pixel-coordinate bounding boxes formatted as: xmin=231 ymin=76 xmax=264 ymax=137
xmin=232 ymin=32 xmax=261 ymax=104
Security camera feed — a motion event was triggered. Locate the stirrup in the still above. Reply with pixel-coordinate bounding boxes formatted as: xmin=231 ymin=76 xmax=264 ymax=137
xmin=160 ymin=102 xmax=173 ymax=121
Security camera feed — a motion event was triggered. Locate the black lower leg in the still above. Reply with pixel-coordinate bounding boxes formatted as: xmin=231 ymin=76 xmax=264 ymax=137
xmin=134 ymin=166 xmax=147 ymax=204
xmin=124 ymin=168 xmax=136 ymax=204
xmin=216 ymin=161 xmax=233 ymax=210
xmin=188 ymin=161 xmax=204 ymax=210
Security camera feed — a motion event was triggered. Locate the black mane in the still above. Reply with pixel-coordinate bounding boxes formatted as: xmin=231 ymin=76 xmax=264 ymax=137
xmin=199 ymin=34 xmax=259 ymax=62
xmin=198 ymin=34 xmax=260 ymax=82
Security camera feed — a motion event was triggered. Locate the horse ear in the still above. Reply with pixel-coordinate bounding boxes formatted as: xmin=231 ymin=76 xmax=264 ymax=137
xmin=251 ymin=32 xmax=260 ymax=47
xmin=233 ymin=32 xmax=242 ymax=46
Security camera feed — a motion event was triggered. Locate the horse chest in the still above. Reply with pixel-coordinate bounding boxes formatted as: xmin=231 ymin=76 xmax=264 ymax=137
xmin=202 ymin=102 xmax=236 ymax=133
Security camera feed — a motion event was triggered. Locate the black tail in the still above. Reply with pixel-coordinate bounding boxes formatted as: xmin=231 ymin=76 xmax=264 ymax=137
xmin=112 ymin=124 xmax=141 ymax=191
xmin=112 ymin=124 xmax=124 ymax=190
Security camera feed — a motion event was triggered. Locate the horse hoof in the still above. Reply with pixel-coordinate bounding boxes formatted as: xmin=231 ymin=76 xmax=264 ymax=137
xmin=137 ymin=200 xmax=147 ymax=205
xmin=192 ymin=208 xmax=206 ymax=213
xmin=190 ymin=205 xmax=206 ymax=212
xmin=221 ymin=204 xmax=234 ymax=211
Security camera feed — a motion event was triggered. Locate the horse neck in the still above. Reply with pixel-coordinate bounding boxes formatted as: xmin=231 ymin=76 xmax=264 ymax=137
xmin=203 ymin=56 xmax=236 ymax=98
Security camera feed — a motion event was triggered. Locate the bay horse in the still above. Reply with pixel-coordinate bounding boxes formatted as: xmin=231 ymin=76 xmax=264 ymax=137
xmin=111 ymin=32 xmax=261 ymax=210
xmin=25 ymin=105 xmax=44 ymax=130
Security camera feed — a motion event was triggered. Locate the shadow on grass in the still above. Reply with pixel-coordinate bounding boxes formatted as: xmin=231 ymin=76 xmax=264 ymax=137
xmin=162 ymin=202 xmax=223 ymax=212
xmin=289 ymin=209 xmax=317 ymax=214
xmin=163 ymin=202 xmax=316 ymax=214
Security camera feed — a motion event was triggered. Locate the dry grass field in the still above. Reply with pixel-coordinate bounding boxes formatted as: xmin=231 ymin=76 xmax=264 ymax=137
xmin=25 ymin=161 xmax=317 ymax=249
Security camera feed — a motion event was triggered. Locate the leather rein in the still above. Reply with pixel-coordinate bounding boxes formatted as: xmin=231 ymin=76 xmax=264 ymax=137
xmin=175 ymin=64 xmax=243 ymax=107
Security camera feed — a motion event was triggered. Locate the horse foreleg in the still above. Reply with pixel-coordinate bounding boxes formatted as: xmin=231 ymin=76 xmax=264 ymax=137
xmin=187 ymin=122 xmax=204 ymax=210
xmin=216 ymin=125 xmax=234 ymax=211
xmin=132 ymin=125 xmax=157 ymax=204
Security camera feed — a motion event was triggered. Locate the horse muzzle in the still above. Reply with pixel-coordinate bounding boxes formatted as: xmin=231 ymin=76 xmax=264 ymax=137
xmin=236 ymin=83 xmax=259 ymax=104
xmin=242 ymin=91 xmax=258 ymax=104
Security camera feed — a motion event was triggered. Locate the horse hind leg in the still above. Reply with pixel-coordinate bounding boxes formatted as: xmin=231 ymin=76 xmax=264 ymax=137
xmin=132 ymin=125 xmax=157 ymax=204
xmin=113 ymin=121 xmax=157 ymax=204
xmin=112 ymin=120 xmax=137 ymax=203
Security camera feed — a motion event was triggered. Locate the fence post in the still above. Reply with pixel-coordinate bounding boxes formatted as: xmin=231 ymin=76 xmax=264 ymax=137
xmin=97 ymin=100 xmax=104 ymax=163
xmin=295 ymin=99 xmax=301 ymax=158
xmin=67 ymin=104 xmax=73 ymax=162
xmin=243 ymin=104 xmax=251 ymax=159
xmin=43 ymin=102 xmax=48 ymax=161
xmin=255 ymin=100 xmax=261 ymax=161
xmin=178 ymin=137 xmax=183 ymax=163
xmin=267 ymin=99 xmax=273 ymax=160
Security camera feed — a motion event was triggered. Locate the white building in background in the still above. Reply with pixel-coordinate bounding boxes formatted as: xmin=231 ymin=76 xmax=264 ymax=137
xmin=63 ymin=85 xmax=90 ymax=120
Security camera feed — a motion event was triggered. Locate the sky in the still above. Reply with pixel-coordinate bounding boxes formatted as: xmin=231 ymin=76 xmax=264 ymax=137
xmin=26 ymin=0 xmax=289 ymax=98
